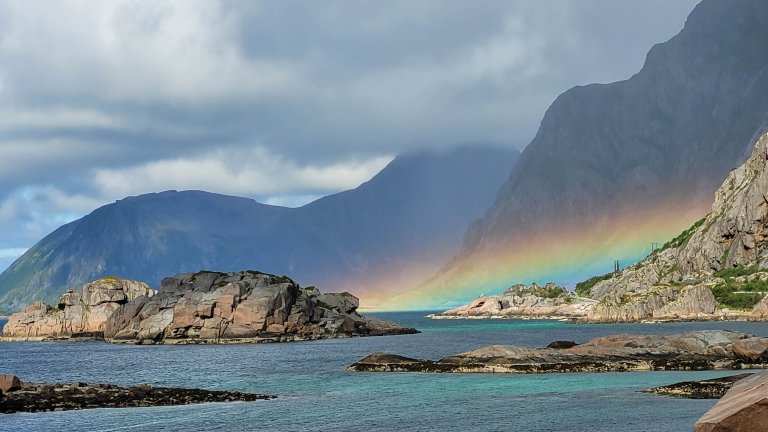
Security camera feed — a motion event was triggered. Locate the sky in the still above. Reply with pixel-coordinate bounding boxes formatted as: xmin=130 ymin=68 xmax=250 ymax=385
xmin=0 ymin=0 xmax=699 ymax=271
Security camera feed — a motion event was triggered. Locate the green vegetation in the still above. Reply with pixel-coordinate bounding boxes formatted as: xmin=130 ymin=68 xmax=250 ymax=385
xmin=101 ymin=275 xmax=123 ymax=282
xmin=657 ymin=218 xmax=706 ymax=252
xmin=46 ymin=307 xmax=60 ymax=316
xmin=711 ymin=265 xmax=768 ymax=309
xmin=575 ymin=273 xmax=614 ymax=297
xmin=315 ymin=300 xmax=337 ymax=311
xmin=530 ymin=284 xmax=567 ymax=299
xmin=714 ymin=265 xmax=758 ymax=279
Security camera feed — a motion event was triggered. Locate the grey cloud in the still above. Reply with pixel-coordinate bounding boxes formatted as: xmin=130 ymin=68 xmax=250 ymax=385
xmin=0 ymin=0 xmax=699 ymax=263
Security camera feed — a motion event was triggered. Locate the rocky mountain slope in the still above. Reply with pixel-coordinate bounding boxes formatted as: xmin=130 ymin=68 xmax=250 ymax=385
xmin=391 ymin=0 xmax=768 ymax=309
xmin=435 ymin=132 xmax=768 ymax=322
xmin=580 ymin=132 xmax=768 ymax=322
xmin=0 ymin=146 xmax=518 ymax=313
xmin=1 ymin=271 xmax=417 ymax=343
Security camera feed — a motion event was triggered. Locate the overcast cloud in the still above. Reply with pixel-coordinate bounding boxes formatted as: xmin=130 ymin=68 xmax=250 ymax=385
xmin=0 ymin=0 xmax=699 ymax=270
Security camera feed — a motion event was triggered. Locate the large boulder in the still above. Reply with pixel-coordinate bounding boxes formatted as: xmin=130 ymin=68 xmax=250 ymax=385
xmin=317 ymin=292 xmax=359 ymax=314
xmin=0 ymin=375 xmax=22 ymax=393
xmin=695 ymin=371 xmax=768 ymax=432
xmin=2 ymin=277 xmax=156 ymax=339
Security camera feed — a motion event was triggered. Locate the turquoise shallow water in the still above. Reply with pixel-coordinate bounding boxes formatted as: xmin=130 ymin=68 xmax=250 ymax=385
xmin=1 ymin=313 xmax=766 ymax=432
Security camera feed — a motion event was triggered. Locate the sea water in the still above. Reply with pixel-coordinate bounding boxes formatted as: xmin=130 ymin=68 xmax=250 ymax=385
xmin=1 ymin=313 xmax=766 ymax=432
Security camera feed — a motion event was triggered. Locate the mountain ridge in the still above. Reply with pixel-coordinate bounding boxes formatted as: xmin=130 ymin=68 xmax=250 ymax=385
xmin=386 ymin=0 xmax=768 ymax=309
xmin=0 ymin=145 xmax=519 ymax=313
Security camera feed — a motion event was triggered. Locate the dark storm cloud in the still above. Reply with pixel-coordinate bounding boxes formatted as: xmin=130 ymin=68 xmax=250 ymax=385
xmin=0 ymin=0 xmax=699 ymax=263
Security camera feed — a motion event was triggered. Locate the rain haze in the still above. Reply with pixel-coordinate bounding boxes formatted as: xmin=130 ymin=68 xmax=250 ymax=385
xmin=0 ymin=0 xmax=698 ymax=271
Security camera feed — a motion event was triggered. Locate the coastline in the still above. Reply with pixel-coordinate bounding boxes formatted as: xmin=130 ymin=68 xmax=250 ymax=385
xmin=428 ymin=311 xmax=763 ymax=324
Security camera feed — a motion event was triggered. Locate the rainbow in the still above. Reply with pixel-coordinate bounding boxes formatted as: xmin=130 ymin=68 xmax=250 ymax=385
xmin=361 ymin=194 xmax=711 ymax=311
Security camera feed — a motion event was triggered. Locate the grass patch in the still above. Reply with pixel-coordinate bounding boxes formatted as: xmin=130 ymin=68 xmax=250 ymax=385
xmin=315 ymin=300 xmax=338 ymax=311
xmin=711 ymin=268 xmax=768 ymax=309
xmin=575 ymin=273 xmax=614 ymax=297
xmin=657 ymin=218 xmax=706 ymax=252
xmin=530 ymin=284 xmax=567 ymax=299
xmin=101 ymin=275 xmax=123 ymax=282
xmin=714 ymin=265 xmax=759 ymax=279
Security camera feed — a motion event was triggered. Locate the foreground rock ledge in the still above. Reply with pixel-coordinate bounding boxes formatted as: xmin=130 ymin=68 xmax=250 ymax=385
xmin=695 ymin=371 xmax=768 ymax=432
xmin=2 ymin=271 xmax=418 ymax=344
xmin=0 ymin=375 xmax=274 ymax=414
xmin=348 ymin=330 xmax=768 ymax=374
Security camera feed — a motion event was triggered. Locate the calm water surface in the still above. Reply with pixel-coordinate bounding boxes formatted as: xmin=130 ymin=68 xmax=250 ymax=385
xmin=1 ymin=313 xmax=766 ymax=432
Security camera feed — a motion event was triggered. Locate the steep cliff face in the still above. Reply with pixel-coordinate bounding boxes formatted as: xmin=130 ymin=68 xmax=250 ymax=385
xmin=585 ymin=132 xmax=768 ymax=322
xmin=393 ymin=0 xmax=768 ymax=309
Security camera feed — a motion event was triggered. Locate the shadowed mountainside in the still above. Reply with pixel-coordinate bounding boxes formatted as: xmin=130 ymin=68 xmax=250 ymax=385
xmin=0 ymin=146 xmax=518 ymax=313
xmin=387 ymin=0 xmax=768 ymax=309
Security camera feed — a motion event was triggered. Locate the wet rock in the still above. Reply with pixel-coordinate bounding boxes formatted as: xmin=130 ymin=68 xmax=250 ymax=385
xmin=349 ymin=330 xmax=765 ymax=374
xmin=0 ymin=377 xmax=275 ymax=414
xmin=648 ymin=374 xmax=752 ymax=399
xmin=547 ymin=340 xmax=578 ymax=349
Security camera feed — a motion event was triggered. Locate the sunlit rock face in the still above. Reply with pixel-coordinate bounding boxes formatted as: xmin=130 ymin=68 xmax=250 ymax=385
xmin=2 ymin=271 xmax=418 ymax=343
xmin=2 ymin=277 xmax=154 ymax=338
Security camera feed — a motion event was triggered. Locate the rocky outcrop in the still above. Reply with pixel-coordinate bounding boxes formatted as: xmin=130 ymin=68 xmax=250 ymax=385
xmin=0 ymin=374 xmax=22 ymax=393
xmin=2 ymin=270 xmax=418 ymax=344
xmin=348 ymin=330 xmax=768 ymax=374
xmin=1 ymin=277 xmax=154 ymax=339
xmin=695 ymin=371 xmax=768 ymax=432
xmin=577 ymin=133 xmax=768 ymax=322
xmin=0 ymin=376 xmax=274 ymax=413
xmin=435 ymin=134 xmax=768 ymax=323
xmin=432 ymin=283 xmax=597 ymax=319
xmin=647 ymin=373 xmax=752 ymax=399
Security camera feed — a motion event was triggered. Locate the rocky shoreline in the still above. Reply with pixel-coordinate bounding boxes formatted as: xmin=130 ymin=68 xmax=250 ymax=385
xmin=2 ymin=271 xmax=418 ymax=344
xmin=0 ymin=375 xmax=274 ymax=414
xmin=348 ymin=330 xmax=768 ymax=374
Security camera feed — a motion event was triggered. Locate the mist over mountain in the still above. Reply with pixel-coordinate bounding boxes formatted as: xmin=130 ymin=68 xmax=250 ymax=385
xmin=388 ymin=0 xmax=768 ymax=309
xmin=0 ymin=146 xmax=518 ymax=313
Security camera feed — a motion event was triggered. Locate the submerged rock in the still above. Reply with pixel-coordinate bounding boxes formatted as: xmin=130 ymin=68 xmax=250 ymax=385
xmin=0 ymin=376 xmax=275 ymax=413
xmin=2 ymin=270 xmax=418 ymax=344
xmin=695 ymin=371 xmax=768 ymax=432
xmin=349 ymin=330 xmax=768 ymax=374
xmin=647 ymin=373 xmax=752 ymax=399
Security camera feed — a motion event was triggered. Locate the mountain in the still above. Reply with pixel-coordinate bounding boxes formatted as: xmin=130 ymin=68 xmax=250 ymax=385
xmin=432 ymin=132 xmax=768 ymax=322
xmin=386 ymin=0 xmax=768 ymax=309
xmin=0 ymin=146 xmax=519 ymax=314
xmin=584 ymin=131 xmax=768 ymax=322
